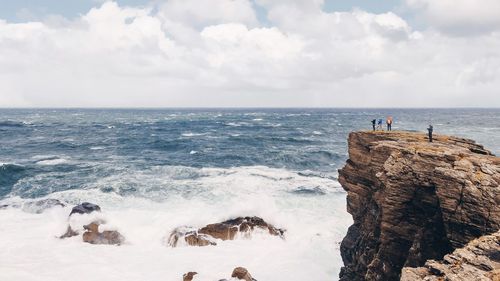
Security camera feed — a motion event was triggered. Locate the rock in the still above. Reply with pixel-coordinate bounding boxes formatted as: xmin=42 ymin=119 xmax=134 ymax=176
xmin=168 ymin=217 xmax=284 ymax=247
xmin=183 ymin=272 xmax=197 ymax=281
xmin=401 ymin=230 xmax=500 ymax=281
xmin=168 ymin=227 xmax=216 ymax=247
xmin=338 ymin=131 xmax=500 ymax=281
xmin=199 ymin=217 xmax=284 ymax=240
xmin=82 ymin=222 xmax=124 ymax=245
xmin=23 ymin=199 xmax=65 ymax=214
xmin=231 ymin=267 xmax=255 ymax=281
xmin=70 ymin=202 xmax=101 ymax=216
xmin=59 ymin=225 xmax=79 ymax=239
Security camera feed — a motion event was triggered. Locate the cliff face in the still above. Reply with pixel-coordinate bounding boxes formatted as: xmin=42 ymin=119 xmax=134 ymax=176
xmin=338 ymin=131 xmax=500 ymax=281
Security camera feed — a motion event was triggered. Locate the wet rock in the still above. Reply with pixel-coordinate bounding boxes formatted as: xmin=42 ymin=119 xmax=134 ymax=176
xmin=168 ymin=217 xmax=284 ymax=247
xmin=168 ymin=227 xmax=216 ymax=247
xmin=199 ymin=216 xmax=284 ymax=241
xmin=70 ymin=202 xmax=101 ymax=216
xmin=401 ymin=230 xmax=500 ymax=281
xmin=59 ymin=225 xmax=79 ymax=239
xmin=183 ymin=272 xmax=197 ymax=281
xmin=23 ymin=199 xmax=65 ymax=214
xmin=338 ymin=131 xmax=500 ymax=281
xmin=231 ymin=267 xmax=256 ymax=281
xmin=82 ymin=222 xmax=124 ymax=245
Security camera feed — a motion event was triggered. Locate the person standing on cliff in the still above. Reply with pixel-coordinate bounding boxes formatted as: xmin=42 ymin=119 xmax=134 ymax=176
xmin=386 ymin=116 xmax=393 ymax=131
xmin=427 ymin=125 xmax=433 ymax=142
xmin=377 ymin=119 xmax=383 ymax=130
xmin=371 ymin=119 xmax=376 ymax=131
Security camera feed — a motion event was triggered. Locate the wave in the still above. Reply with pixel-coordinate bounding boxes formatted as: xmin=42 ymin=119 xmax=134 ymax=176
xmin=0 ymin=120 xmax=28 ymax=127
xmin=0 ymin=163 xmax=27 ymax=197
xmin=181 ymin=132 xmax=208 ymax=137
xmin=36 ymin=158 xmax=69 ymax=166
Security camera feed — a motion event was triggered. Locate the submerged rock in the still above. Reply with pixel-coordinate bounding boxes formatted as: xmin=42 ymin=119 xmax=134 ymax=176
xmin=338 ymin=131 xmax=500 ymax=281
xmin=182 ymin=272 xmax=197 ymax=281
xmin=82 ymin=222 xmax=124 ymax=245
xmin=69 ymin=202 xmax=101 ymax=216
xmin=401 ymin=230 xmax=500 ymax=281
xmin=23 ymin=198 xmax=65 ymax=214
xmin=59 ymin=225 xmax=79 ymax=239
xmin=168 ymin=217 xmax=284 ymax=247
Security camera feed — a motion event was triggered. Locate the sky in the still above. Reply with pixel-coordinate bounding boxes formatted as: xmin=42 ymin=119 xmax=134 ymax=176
xmin=0 ymin=0 xmax=499 ymax=107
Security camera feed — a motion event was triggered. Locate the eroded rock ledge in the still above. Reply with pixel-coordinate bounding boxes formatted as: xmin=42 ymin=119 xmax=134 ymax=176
xmin=401 ymin=230 xmax=500 ymax=281
xmin=338 ymin=131 xmax=500 ymax=281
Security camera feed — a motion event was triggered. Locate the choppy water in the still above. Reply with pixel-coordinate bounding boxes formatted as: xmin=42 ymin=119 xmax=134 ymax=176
xmin=0 ymin=108 xmax=499 ymax=281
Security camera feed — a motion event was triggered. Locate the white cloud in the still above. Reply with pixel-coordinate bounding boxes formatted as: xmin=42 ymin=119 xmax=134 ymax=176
xmin=406 ymin=0 xmax=500 ymax=35
xmin=0 ymin=1 xmax=499 ymax=107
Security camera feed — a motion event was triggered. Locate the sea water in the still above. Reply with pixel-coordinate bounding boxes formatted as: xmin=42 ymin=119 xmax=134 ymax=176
xmin=1 ymin=108 xmax=499 ymax=281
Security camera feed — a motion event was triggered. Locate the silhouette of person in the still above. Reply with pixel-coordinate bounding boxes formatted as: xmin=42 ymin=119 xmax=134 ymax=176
xmin=371 ymin=119 xmax=376 ymax=131
xmin=377 ymin=119 xmax=383 ymax=130
xmin=427 ymin=125 xmax=433 ymax=142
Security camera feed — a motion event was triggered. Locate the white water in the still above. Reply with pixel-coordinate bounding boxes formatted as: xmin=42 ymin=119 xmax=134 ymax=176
xmin=0 ymin=166 xmax=351 ymax=281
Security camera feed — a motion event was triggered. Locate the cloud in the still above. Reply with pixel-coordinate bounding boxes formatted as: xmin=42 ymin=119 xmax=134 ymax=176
xmin=406 ymin=0 xmax=500 ymax=35
xmin=159 ymin=0 xmax=258 ymax=29
xmin=0 ymin=1 xmax=499 ymax=107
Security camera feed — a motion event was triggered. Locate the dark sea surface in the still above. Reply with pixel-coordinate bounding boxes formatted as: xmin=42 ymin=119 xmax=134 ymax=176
xmin=1 ymin=108 xmax=499 ymax=199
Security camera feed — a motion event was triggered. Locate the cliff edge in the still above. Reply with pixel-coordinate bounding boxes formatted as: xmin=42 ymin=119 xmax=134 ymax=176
xmin=338 ymin=131 xmax=500 ymax=281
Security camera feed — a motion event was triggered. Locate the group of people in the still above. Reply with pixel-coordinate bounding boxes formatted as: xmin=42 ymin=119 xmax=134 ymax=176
xmin=369 ymin=117 xmax=434 ymax=142
xmin=371 ymin=116 xmax=393 ymax=131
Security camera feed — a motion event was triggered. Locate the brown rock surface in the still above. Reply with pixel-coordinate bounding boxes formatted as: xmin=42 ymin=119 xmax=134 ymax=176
xmin=338 ymin=131 xmax=500 ymax=281
xmin=168 ymin=217 xmax=284 ymax=247
xmin=82 ymin=222 xmax=124 ymax=245
xmin=401 ymin=230 xmax=500 ymax=281
xmin=183 ymin=272 xmax=197 ymax=281
xmin=231 ymin=267 xmax=255 ymax=281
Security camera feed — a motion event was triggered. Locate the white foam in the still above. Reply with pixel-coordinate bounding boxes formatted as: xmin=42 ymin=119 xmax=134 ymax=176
xmin=182 ymin=132 xmax=207 ymax=137
xmin=36 ymin=158 xmax=69 ymax=166
xmin=90 ymin=146 xmax=105 ymax=150
xmin=0 ymin=166 xmax=351 ymax=281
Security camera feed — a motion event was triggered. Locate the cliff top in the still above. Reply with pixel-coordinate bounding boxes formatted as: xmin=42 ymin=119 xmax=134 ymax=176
xmin=349 ymin=130 xmax=496 ymax=158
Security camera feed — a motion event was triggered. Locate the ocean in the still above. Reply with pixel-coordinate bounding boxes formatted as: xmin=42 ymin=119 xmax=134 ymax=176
xmin=1 ymin=108 xmax=499 ymax=281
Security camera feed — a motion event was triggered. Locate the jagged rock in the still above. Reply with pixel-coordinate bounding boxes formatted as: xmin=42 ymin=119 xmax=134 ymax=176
xmin=59 ymin=202 xmax=102 ymax=239
xmin=70 ymin=202 xmax=101 ymax=216
xmin=401 ymin=230 xmax=500 ymax=281
xmin=338 ymin=131 xmax=500 ymax=281
xmin=199 ymin=217 xmax=284 ymax=240
xmin=183 ymin=272 xmax=197 ymax=281
xmin=82 ymin=222 xmax=124 ymax=245
xmin=168 ymin=227 xmax=216 ymax=247
xmin=168 ymin=217 xmax=284 ymax=247
xmin=231 ymin=267 xmax=255 ymax=281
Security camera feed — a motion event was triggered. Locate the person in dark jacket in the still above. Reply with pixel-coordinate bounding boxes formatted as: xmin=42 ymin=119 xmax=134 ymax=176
xmin=427 ymin=125 xmax=433 ymax=142
xmin=371 ymin=119 xmax=376 ymax=131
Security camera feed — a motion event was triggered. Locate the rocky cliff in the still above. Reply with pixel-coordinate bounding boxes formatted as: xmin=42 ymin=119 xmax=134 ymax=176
xmin=338 ymin=131 xmax=500 ymax=281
